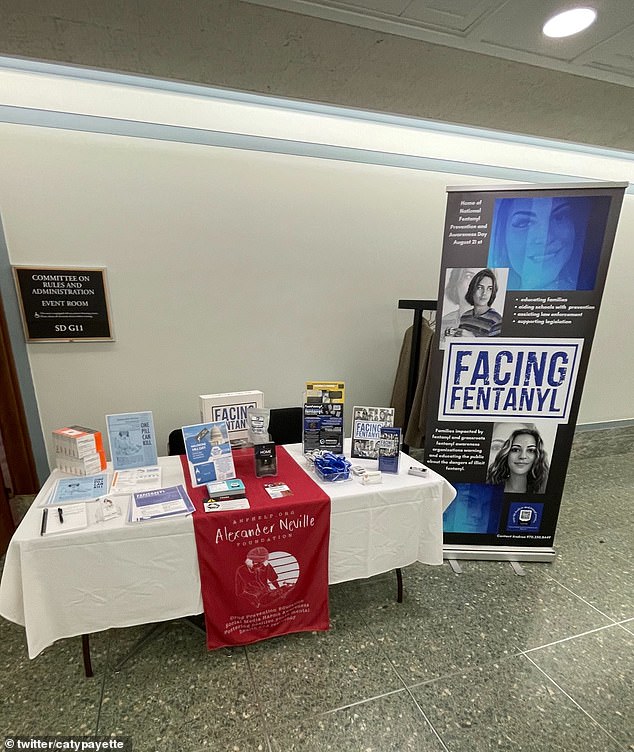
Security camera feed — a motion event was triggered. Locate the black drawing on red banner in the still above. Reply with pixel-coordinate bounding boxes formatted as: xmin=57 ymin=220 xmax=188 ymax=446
xmin=235 ymin=547 xmax=298 ymax=609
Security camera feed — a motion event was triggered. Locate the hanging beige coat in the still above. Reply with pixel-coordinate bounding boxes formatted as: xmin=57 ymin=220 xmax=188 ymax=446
xmin=390 ymin=318 xmax=435 ymax=449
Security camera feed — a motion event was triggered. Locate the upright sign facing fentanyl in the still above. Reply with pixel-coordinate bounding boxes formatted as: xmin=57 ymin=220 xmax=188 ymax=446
xmin=13 ymin=266 xmax=114 ymax=342
xmin=424 ymin=182 xmax=626 ymax=561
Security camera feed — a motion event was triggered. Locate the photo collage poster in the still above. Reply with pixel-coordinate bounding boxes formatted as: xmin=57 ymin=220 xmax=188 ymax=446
xmin=424 ymin=184 xmax=626 ymax=551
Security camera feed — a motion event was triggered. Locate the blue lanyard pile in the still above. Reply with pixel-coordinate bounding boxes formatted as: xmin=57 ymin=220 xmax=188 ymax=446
xmin=313 ymin=452 xmax=351 ymax=482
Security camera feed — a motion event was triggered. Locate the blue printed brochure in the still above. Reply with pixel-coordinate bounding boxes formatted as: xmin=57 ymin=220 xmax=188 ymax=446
xmin=47 ymin=472 xmax=109 ymax=505
xmin=378 ymin=427 xmax=401 ymax=474
xmin=106 ymin=411 xmax=158 ymax=470
xmin=182 ymin=421 xmax=236 ymax=487
xmin=129 ymin=485 xmax=195 ymax=522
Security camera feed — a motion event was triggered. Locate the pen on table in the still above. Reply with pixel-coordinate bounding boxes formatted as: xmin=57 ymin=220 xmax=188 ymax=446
xmin=40 ymin=508 xmax=48 ymax=536
xmin=58 ymin=507 xmax=64 ymax=524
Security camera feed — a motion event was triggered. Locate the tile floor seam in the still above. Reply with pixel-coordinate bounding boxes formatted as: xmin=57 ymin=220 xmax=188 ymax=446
xmin=356 ymin=606 xmax=416 ymax=691
xmin=358 ymin=598 xmax=538 ymax=690
xmin=243 ymin=646 xmax=273 ymax=752
xmin=261 ymin=686 xmax=456 ymax=751
xmin=522 ymin=652 xmax=629 ymax=751
xmin=403 ymin=646 xmax=528 ymax=692
xmin=545 ymin=573 xmax=623 ymax=621
xmin=357 ymin=611 xmax=454 ymax=752
xmin=305 ymin=687 xmax=408 ymax=719
xmin=363 ymin=639 xmax=454 ymax=752
xmin=402 ymin=689 xmax=453 ymax=752
xmin=518 ymin=621 xmax=622 ymax=655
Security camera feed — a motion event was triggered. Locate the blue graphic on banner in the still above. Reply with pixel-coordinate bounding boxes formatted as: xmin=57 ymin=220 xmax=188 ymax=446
xmin=487 ymin=195 xmax=610 ymax=291
xmin=506 ymin=502 xmax=544 ymax=533
xmin=443 ymin=483 xmax=504 ymax=535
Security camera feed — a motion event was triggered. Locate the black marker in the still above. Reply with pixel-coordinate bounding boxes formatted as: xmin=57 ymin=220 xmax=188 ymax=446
xmin=40 ymin=508 xmax=48 ymax=536
xmin=58 ymin=507 xmax=64 ymax=524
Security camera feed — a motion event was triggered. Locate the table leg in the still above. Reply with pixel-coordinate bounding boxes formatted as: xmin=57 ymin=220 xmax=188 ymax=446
xmin=112 ymin=622 xmax=169 ymax=672
xmin=395 ymin=568 xmax=403 ymax=603
xmin=81 ymin=634 xmax=94 ymax=678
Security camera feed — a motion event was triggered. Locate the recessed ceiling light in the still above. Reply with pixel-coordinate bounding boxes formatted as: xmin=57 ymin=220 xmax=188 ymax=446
xmin=543 ymin=7 xmax=597 ymax=38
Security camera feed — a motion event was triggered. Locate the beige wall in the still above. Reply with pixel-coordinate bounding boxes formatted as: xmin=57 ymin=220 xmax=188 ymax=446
xmin=0 ymin=68 xmax=632 ymax=470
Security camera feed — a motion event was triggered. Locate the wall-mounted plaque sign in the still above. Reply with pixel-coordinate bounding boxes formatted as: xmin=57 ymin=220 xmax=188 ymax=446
xmin=12 ymin=266 xmax=114 ymax=342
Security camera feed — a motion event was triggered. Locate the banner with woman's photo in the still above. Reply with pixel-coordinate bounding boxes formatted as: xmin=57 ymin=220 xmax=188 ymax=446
xmin=424 ymin=182 xmax=626 ymax=559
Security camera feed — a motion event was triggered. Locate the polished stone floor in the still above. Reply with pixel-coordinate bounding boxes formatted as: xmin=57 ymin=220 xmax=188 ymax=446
xmin=1 ymin=427 xmax=632 ymax=752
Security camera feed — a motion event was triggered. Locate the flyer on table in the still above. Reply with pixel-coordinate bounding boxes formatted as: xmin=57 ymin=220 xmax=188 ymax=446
xmin=106 ymin=411 xmax=158 ymax=470
xmin=48 ymin=473 xmax=109 ymax=505
xmin=182 ymin=421 xmax=236 ymax=486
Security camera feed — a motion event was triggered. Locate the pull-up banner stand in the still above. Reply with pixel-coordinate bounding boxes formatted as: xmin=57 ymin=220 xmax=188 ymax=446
xmin=423 ymin=182 xmax=626 ymax=562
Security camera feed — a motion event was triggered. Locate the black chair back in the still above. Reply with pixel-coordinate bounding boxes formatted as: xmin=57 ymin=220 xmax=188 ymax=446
xmin=268 ymin=407 xmax=303 ymax=445
xmin=167 ymin=429 xmax=186 ymax=456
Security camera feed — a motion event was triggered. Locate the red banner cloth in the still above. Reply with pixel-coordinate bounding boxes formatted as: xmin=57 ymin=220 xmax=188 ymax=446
xmin=181 ymin=447 xmax=331 ymax=649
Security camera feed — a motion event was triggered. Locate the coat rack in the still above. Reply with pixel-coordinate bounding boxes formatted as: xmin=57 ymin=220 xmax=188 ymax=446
xmin=398 ymin=299 xmax=437 ymax=454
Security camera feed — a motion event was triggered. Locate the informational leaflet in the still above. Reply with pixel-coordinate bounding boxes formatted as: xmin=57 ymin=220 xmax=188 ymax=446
xmin=46 ymin=473 xmax=109 ymax=505
xmin=110 ymin=466 xmax=162 ymax=494
xmin=303 ymin=380 xmax=345 ymax=454
xmin=106 ymin=411 xmax=158 ymax=470
xmin=182 ymin=421 xmax=236 ymax=486
xmin=128 ymin=485 xmax=195 ymax=522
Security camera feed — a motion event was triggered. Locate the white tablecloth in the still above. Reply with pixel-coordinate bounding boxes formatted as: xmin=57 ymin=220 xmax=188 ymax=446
xmin=0 ymin=443 xmax=454 ymax=658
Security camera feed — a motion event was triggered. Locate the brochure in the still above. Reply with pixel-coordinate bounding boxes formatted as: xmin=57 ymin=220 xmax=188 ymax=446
xmin=264 ymin=482 xmax=293 ymax=499
xmin=40 ymin=502 xmax=88 ymax=535
xmin=351 ymin=406 xmax=395 ymax=459
xmin=378 ymin=427 xmax=401 ymax=474
xmin=106 ymin=411 xmax=158 ymax=471
xmin=128 ymin=485 xmax=195 ymax=522
xmin=110 ymin=466 xmax=162 ymax=494
xmin=182 ymin=421 xmax=236 ymax=487
xmin=303 ymin=380 xmax=345 ymax=454
xmin=46 ymin=472 xmax=109 ymax=506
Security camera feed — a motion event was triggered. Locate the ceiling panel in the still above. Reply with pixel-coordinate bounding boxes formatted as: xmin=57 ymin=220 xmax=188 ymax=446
xmin=341 ymin=0 xmax=411 ymax=15
xmin=400 ymin=0 xmax=502 ymax=33
xmin=575 ymin=25 xmax=634 ymax=77
xmin=245 ymin=0 xmax=634 ymax=87
xmin=470 ymin=0 xmax=634 ymax=63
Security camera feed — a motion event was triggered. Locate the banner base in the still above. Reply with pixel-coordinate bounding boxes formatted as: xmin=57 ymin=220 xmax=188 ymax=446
xmin=444 ymin=544 xmax=556 ymax=563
